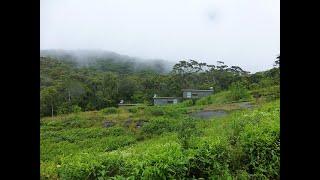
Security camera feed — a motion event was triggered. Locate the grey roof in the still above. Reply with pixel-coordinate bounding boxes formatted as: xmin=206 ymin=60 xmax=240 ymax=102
xmin=181 ymin=89 xmax=214 ymax=92
xmin=153 ymin=97 xmax=179 ymax=99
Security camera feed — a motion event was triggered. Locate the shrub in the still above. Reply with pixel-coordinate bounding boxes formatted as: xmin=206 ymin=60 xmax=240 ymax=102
xmin=58 ymin=153 xmax=126 ymax=179
xmin=249 ymin=83 xmax=260 ymax=90
xmin=163 ymin=106 xmax=187 ymax=118
xmin=71 ymin=105 xmax=82 ymax=113
xmin=56 ymin=102 xmax=71 ymax=115
xmin=239 ymin=123 xmax=280 ymax=179
xmin=149 ymin=107 xmax=165 ymax=116
xmin=128 ymin=142 xmax=189 ymax=179
xmin=259 ymin=77 xmax=275 ymax=88
xmin=195 ymin=91 xmax=230 ymax=106
xmin=127 ymin=107 xmax=138 ymax=113
xmin=188 ymin=141 xmax=232 ymax=178
xmin=104 ymin=136 xmax=137 ymax=151
xmin=177 ymin=117 xmax=200 ymax=149
xmin=40 ymin=162 xmax=59 ymax=179
xmin=141 ymin=117 xmax=177 ymax=135
xmin=228 ymin=82 xmax=251 ymax=101
xmin=101 ymin=107 xmax=118 ymax=115
xmin=180 ymin=99 xmax=194 ymax=107
xmin=250 ymin=85 xmax=280 ymax=102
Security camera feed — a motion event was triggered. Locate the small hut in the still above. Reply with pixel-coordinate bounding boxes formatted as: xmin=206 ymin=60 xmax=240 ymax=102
xmin=153 ymin=97 xmax=180 ymax=105
xmin=182 ymin=88 xmax=214 ymax=99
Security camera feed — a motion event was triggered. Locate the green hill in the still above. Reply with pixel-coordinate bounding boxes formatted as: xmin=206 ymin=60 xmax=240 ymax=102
xmin=40 ymin=53 xmax=280 ymax=179
xmin=41 ymin=93 xmax=279 ymax=179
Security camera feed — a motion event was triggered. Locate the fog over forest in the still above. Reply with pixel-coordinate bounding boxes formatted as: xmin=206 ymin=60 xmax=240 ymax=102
xmin=41 ymin=0 xmax=280 ymax=73
xmin=41 ymin=49 xmax=175 ymax=73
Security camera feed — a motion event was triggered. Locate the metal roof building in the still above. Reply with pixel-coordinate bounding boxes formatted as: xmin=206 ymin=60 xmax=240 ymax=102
xmin=181 ymin=88 xmax=214 ymax=99
xmin=153 ymin=97 xmax=180 ymax=105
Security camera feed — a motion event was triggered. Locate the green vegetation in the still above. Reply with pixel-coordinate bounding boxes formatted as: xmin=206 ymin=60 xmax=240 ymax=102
xmin=41 ymin=98 xmax=279 ymax=179
xmin=100 ymin=107 xmax=118 ymax=115
xmin=228 ymin=81 xmax=251 ymax=102
xmin=41 ymin=53 xmax=280 ymax=179
xmin=40 ymin=52 xmax=279 ymax=117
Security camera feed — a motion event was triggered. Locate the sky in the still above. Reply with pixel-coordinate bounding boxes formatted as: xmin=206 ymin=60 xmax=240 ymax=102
xmin=41 ymin=0 xmax=279 ymax=73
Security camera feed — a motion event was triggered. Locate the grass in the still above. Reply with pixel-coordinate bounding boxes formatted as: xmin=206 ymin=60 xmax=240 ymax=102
xmin=41 ymin=90 xmax=280 ymax=179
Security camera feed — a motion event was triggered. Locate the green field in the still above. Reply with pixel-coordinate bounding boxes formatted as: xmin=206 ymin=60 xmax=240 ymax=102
xmin=41 ymin=91 xmax=280 ymax=179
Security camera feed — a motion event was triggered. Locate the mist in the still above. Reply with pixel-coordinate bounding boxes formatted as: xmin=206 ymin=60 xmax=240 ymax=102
xmin=41 ymin=0 xmax=279 ymax=73
xmin=40 ymin=49 xmax=175 ymax=73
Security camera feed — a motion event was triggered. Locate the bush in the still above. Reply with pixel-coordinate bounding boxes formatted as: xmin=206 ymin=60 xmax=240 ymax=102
xmin=180 ymin=100 xmax=194 ymax=107
xmin=249 ymin=83 xmax=260 ymax=90
xmin=58 ymin=153 xmax=126 ymax=179
xmin=195 ymin=91 xmax=230 ymax=106
xmin=56 ymin=102 xmax=71 ymax=115
xmin=101 ymin=107 xmax=118 ymax=115
xmin=164 ymin=107 xmax=188 ymax=118
xmin=149 ymin=107 xmax=165 ymax=116
xmin=196 ymin=96 xmax=213 ymax=105
xmin=41 ymin=162 xmax=59 ymax=179
xmin=71 ymin=105 xmax=82 ymax=113
xmin=177 ymin=117 xmax=200 ymax=149
xmin=57 ymin=104 xmax=82 ymax=115
xmin=239 ymin=122 xmax=280 ymax=179
xmin=227 ymin=101 xmax=280 ymax=179
xmin=228 ymin=82 xmax=251 ymax=101
xmin=250 ymin=85 xmax=280 ymax=102
xmin=104 ymin=136 xmax=137 ymax=151
xmin=128 ymin=142 xmax=189 ymax=179
xmin=127 ymin=107 xmax=138 ymax=113
xmin=259 ymin=77 xmax=276 ymax=88
xmin=188 ymin=141 xmax=232 ymax=178
xmin=141 ymin=117 xmax=177 ymax=135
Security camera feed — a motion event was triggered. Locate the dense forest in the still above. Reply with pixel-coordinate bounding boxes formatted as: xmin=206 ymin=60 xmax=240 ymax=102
xmin=40 ymin=50 xmax=279 ymax=117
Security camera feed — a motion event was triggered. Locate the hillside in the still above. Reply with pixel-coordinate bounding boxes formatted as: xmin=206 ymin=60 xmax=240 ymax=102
xmin=40 ymin=49 xmax=174 ymax=74
xmin=40 ymin=53 xmax=280 ymax=179
xmin=41 ymin=91 xmax=280 ymax=179
xmin=40 ymin=54 xmax=279 ymax=117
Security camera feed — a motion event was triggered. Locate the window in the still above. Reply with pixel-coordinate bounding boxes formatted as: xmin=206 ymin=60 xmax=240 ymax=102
xmin=167 ymin=100 xmax=174 ymax=104
xmin=186 ymin=92 xmax=191 ymax=98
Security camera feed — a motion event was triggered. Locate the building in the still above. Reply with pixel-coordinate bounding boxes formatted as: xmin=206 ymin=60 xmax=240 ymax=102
xmin=182 ymin=88 xmax=214 ymax=99
xmin=153 ymin=97 xmax=180 ymax=105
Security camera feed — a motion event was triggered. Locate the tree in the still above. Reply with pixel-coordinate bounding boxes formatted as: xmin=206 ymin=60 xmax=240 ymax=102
xmin=118 ymin=76 xmax=138 ymax=102
xmin=98 ymin=72 xmax=119 ymax=107
xmin=274 ymin=55 xmax=280 ymax=68
xmin=40 ymin=87 xmax=59 ymax=118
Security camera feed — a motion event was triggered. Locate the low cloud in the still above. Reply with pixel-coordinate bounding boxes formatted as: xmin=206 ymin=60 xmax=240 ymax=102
xmin=41 ymin=0 xmax=279 ymax=73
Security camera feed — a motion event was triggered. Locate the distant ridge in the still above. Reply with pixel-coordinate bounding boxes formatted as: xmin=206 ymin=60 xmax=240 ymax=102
xmin=40 ymin=49 xmax=175 ymax=74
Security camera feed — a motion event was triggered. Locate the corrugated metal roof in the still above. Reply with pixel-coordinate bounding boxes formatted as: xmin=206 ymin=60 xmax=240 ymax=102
xmin=153 ymin=97 xmax=179 ymax=99
xmin=181 ymin=89 xmax=214 ymax=92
